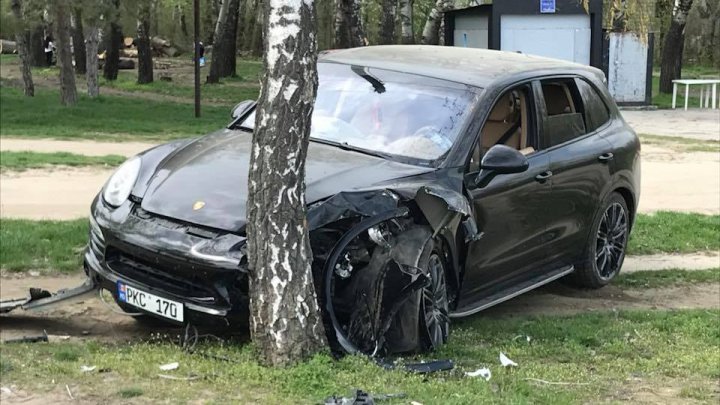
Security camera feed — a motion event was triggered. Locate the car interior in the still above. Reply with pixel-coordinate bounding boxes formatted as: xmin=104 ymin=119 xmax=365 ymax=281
xmin=541 ymin=81 xmax=587 ymax=147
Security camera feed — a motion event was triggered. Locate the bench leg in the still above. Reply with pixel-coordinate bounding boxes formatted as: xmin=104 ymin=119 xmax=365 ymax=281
xmin=672 ymin=83 xmax=677 ymax=109
xmin=684 ymin=84 xmax=689 ymax=111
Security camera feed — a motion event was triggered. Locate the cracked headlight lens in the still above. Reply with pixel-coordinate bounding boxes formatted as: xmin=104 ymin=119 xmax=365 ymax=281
xmin=102 ymin=156 xmax=141 ymax=207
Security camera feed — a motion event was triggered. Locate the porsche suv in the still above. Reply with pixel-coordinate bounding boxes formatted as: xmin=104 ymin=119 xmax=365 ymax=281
xmin=84 ymin=46 xmax=640 ymax=356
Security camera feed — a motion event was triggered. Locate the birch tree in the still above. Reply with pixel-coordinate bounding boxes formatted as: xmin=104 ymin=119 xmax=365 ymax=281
xmin=379 ymin=0 xmax=396 ymax=44
xmin=10 ymin=0 xmax=34 ymax=96
xmin=335 ymin=0 xmax=368 ymax=48
xmin=398 ymin=0 xmax=414 ymax=44
xmin=137 ymin=0 xmax=154 ymax=84
xmin=659 ymin=0 xmax=694 ymax=93
xmin=421 ymin=0 xmax=453 ymax=45
xmin=246 ymin=0 xmax=327 ymax=365
xmin=53 ymin=0 xmax=77 ymax=106
xmin=83 ymin=2 xmax=101 ymax=98
xmin=208 ymin=0 xmax=241 ymax=83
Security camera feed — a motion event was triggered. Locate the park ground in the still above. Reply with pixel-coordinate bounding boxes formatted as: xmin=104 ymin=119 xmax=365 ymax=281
xmin=0 ymin=55 xmax=718 ymax=403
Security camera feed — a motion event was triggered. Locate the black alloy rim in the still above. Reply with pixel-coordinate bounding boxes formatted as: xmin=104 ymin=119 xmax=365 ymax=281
xmin=422 ymin=253 xmax=450 ymax=349
xmin=595 ymin=202 xmax=628 ymax=279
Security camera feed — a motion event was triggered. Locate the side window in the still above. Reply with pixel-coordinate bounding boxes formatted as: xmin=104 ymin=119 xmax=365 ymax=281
xmin=540 ymin=79 xmax=586 ymax=148
xmin=575 ymin=78 xmax=611 ymax=133
xmin=469 ymin=84 xmax=536 ymax=171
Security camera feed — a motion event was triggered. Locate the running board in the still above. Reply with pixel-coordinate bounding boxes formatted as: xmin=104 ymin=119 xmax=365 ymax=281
xmin=0 ymin=278 xmax=98 ymax=314
xmin=449 ymin=265 xmax=574 ymax=318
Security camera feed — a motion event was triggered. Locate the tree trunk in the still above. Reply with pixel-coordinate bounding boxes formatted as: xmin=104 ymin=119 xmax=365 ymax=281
xmin=334 ymin=0 xmax=367 ymax=48
xmin=208 ymin=0 xmax=240 ymax=83
xmin=11 ymin=0 xmax=34 ymax=97
xmin=398 ymin=0 xmax=414 ymax=44
xmin=379 ymin=0 xmax=396 ymax=44
xmin=610 ymin=0 xmax=628 ymax=32
xmin=72 ymin=6 xmax=86 ymax=74
xmin=659 ymin=0 xmax=694 ymax=93
xmin=103 ymin=0 xmax=122 ymax=81
xmin=30 ymin=26 xmax=47 ymax=67
xmin=421 ymin=0 xmax=452 ymax=45
xmin=137 ymin=1 xmax=154 ymax=84
xmin=53 ymin=0 xmax=77 ymax=106
xmin=85 ymin=24 xmax=99 ymax=97
xmin=246 ymin=0 xmax=327 ymax=366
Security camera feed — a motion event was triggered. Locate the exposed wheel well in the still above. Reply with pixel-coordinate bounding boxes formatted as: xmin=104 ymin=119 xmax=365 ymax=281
xmin=613 ymin=187 xmax=636 ymax=230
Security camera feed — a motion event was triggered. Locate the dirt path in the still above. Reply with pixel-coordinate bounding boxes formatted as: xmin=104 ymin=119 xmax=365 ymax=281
xmin=0 ymin=167 xmax=113 ymax=219
xmin=622 ymin=109 xmax=720 ymax=141
xmin=0 ymin=138 xmax=158 ymax=157
xmin=623 ymin=252 xmax=719 ymax=272
xmin=0 ymin=274 xmax=717 ymax=342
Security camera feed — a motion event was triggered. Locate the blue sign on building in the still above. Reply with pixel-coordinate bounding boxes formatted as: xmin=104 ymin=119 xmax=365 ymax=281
xmin=540 ymin=0 xmax=556 ymax=13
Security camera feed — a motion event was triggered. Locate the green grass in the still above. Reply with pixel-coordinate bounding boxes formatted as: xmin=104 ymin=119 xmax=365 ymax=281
xmin=0 ymin=309 xmax=717 ymax=403
xmin=1 ymin=212 xmax=718 ymax=275
xmin=651 ymin=65 xmax=720 ymax=109
xmin=0 ymin=151 xmax=126 ymax=171
xmin=0 ymin=85 xmax=229 ymax=141
xmin=0 ymin=219 xmax=88 ymax=273
xmin=628 ymin=212 xmax=720 ymax=255
xmin=615 ymin=268 xmax=720 ymax=288
xmin=639 ymin=134 xmax=720 ymax=153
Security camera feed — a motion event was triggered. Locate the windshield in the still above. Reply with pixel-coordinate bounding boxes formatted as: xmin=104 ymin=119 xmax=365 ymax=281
xmin=238 ymin=63 xmax=478 ymax=162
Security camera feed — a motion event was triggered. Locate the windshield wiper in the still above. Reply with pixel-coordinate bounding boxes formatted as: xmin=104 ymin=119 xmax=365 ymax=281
xmin=309 ymin=138 xmax=394 ymax=160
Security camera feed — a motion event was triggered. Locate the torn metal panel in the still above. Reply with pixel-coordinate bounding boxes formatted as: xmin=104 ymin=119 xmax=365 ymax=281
xmin=307 ymin=190 xmax=401 ymax=230
xmin=0 ymin=278 xmax=97 ymax=314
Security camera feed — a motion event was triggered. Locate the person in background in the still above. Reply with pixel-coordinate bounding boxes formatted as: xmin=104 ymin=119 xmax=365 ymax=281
xmin=43 ymin=35 xmax=54 ymax=66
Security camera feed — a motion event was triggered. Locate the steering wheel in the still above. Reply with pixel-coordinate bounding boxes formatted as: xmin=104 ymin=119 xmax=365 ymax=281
xmin=412 ymin=126 xmax=453 ymax=150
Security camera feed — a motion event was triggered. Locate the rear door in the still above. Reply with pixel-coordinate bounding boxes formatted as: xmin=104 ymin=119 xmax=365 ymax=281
xmin=536 ymin=77 xmax=614 ymax=267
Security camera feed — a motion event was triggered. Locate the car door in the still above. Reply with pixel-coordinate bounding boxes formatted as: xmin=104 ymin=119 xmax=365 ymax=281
xmin=460 ymin=82 xmax=556 ymax=307
xmin=536 ymin=77 xmax=615 ymax=267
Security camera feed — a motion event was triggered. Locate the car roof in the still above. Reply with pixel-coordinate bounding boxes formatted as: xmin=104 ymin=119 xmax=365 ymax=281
xmin=319 ymin=45 xmax=603 ymax=89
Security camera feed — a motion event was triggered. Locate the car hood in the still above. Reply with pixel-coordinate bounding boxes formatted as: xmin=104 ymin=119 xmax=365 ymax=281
xmin=139 ymin=129 xmax=433 ymax=232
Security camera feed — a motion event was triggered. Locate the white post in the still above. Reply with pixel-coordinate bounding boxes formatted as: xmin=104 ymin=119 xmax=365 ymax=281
xmin=705 ymin=85 xmax=711 ymax=108
xmin=672 ymin=82 xmax=677 ymax=109
xmin=700 ymin=86 xmax=704 ymax=108
xmin=684 ymin=83 xmax=689 ymax=111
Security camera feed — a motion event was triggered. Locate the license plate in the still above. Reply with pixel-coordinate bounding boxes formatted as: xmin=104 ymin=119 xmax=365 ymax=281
xmin=117 ymin=282 xmax=184 ymax=322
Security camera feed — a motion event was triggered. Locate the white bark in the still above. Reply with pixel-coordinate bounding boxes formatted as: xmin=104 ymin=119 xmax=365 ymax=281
xmin=399 ymin=0 xmax=414 ymax=44
xmin=421 ymin=0 xmax=453 ymax=45
xmin=85 ymin=24 xmax=99 ymax=97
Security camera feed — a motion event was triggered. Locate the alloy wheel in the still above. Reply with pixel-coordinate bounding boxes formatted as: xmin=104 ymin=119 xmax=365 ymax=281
xmin=595 ymin=202 xmax=628 ymax=280
xmin=422 ymin=253 xmax=450 ymax=350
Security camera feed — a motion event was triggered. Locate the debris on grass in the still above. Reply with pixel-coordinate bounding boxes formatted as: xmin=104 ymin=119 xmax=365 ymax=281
xmin=80 ymin=365 xmax=96 ymax=372
xmin=157 ymin=374 xmax=200 ymax=381
xmin=465 ymin=367 xmax=492 ymax=381
xmin=159 ymin=362 xmax=179 ymax=371
xmin=499 ymin=352 xmax=517 ymax=367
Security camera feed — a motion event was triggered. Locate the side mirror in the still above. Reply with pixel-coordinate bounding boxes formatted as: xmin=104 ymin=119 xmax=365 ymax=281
xmin=474 ymin=145 xmax=529 ymax=188
xmin=230 ymin=100 xmax=255 ymax=119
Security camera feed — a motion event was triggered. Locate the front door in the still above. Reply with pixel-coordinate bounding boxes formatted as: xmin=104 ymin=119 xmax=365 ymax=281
xmin=459 ymin=83 xmax=555 ymax=308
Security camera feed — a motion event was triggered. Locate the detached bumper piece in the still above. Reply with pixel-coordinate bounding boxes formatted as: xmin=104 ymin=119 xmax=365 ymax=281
xmin=0 ymin=278 xmax=98 ymax=314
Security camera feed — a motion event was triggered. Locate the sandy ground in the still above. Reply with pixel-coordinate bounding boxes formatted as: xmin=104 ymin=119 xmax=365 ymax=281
xmin=622 ymin=109 xmax=720 ymax=141
xmin=623 ymin=252 xmax=720 ymax=272
xmin=0 ymin=138 xmax=157 ymax=157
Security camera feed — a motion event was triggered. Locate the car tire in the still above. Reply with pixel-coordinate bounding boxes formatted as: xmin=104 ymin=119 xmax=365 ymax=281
xmin=570 ymin=192 xmax=630 ymax=289
xmin=418 ymin=241 xmax=450 ymax=351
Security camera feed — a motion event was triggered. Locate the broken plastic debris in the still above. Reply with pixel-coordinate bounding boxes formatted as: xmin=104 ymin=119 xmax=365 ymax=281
xmin=159 ymin=362 xmax=179 ymax=371
xmin=499 ymin=352 xmax=517 ymax=367
xmin=80 ymin=365 xmax=96 ymax=372
xmin=464 ymin=367 xmax=492 ymax=381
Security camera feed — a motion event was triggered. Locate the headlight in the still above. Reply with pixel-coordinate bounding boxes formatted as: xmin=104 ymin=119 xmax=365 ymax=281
xmin=103 ymin=157 xmax=141 ymax=207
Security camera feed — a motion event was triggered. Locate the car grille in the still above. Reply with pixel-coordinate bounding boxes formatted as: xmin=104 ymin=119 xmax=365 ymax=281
xmin=88 ymin=216 xmax=106 ymax=261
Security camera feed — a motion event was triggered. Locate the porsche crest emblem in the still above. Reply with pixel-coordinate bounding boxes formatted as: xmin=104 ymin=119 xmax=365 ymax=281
xmin=192 ymin=201 xmax=206 ymax=211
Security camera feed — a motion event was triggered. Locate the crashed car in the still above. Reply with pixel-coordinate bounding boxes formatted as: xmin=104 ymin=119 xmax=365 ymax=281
xmin=26 ymin=46 xmax=641 ymax=355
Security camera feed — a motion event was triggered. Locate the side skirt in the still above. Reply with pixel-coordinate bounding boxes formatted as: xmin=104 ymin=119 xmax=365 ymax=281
xmin=449 ymin=265 xmax=575 ymax=318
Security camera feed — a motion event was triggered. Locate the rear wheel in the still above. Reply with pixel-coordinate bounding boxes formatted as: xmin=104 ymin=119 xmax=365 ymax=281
xmin=570 ymin=192 xmax=629 ymax=288
xmin=420 ymin=247 xmax=450 ymax=351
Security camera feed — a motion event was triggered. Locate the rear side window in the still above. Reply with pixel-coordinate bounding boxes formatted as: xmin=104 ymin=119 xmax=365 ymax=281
xmin=575 ymin=78 xmax=611 ymax=132
xmin=540 ymin=79 xmax=586 ymax=148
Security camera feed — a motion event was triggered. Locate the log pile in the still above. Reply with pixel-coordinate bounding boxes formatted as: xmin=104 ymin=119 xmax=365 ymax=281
xmin=0 ymin=39 xmax=17 ymax=54
xmin=118 ymin=36 xmax=180 ymax=58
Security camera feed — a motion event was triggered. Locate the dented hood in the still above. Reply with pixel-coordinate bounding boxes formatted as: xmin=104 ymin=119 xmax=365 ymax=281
xmin=140 ymin=129 xmax=431 ymax=232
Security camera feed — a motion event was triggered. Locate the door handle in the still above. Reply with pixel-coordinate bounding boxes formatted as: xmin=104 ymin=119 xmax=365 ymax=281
xmin=535 ymin=171 xmax=553 ymax=183
xmin=598 ymin=152 xmax=614 ymax=163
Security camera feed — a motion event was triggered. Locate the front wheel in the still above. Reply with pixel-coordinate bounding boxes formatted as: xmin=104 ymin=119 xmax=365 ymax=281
xmin=420 ymin=247 xmax=450 ymax=351
xmin=570 ymin=192 xmax=630 ymax=288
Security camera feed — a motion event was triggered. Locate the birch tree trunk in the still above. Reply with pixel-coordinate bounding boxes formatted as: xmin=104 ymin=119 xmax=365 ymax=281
xmin=334 ymin=0 xmax=368 ymax=48
xmin=421 ymin=0 xmax=452 ymax=45
xmin=85 ymin=24 xmax=99 ymax=97
xmin=72 ymin=6 xmax=86 ymax=74
xmin=10 ymin=0 xmax=34 ymax=97
xmin=398 ymin=0 xmax=414 ymax=44
xmin=246 ymin=0 xmax=327 ymax=366
xmin=53 ymin=0 xmax=77 ymax=106
xmin=137 ymin=1 xmax=154 ymax=84
xmin=208 ymin=0 xmax=240 ymax=83
xmin=659 ymin=0 xmax=694 ymax=93
xmin=379 ymin=0 xmax=396 ymax=44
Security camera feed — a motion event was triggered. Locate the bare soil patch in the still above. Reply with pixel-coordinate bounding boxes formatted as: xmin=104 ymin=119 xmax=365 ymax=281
xmin=623 ymin=109 xmax=720 ymax=141
xmin=0 ymin=138 xmax=158 ymax=157
xmin=623 ymin=252 xmax=720 ymax=272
